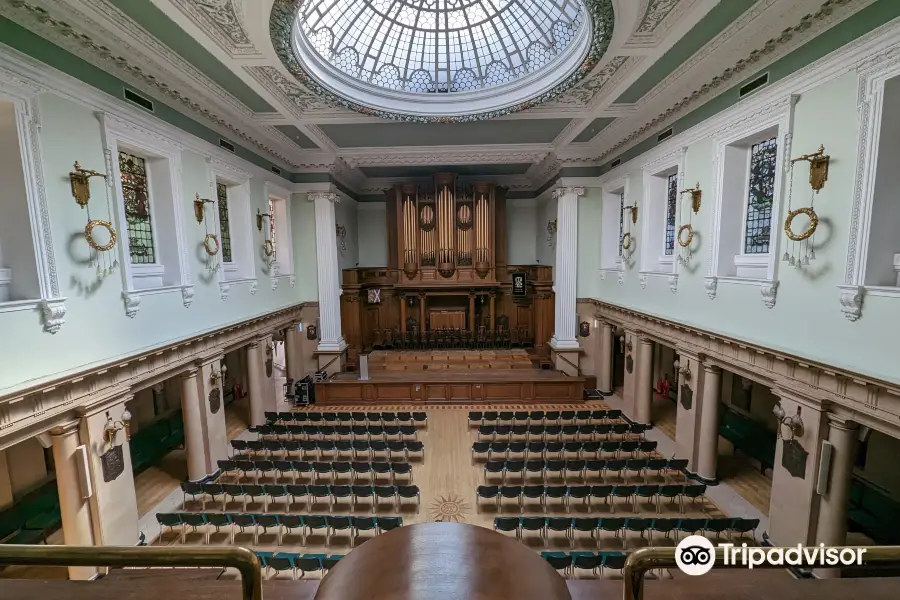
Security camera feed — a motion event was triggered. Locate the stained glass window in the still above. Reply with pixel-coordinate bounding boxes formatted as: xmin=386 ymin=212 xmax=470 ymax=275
xmin=298 ymin=0 xmax=585 ymax=94
xmin=118 ymin=151 xmax=155 ymax=264
xmin=664 ymin=173 xmax=678 ymax=256
xmin=618 ymin=192 xmax=625 ymax=258
xmin=744 ymin=137 xmax=778 ymax=254
xmin=216 ymin=183 xmax=233 ymax=263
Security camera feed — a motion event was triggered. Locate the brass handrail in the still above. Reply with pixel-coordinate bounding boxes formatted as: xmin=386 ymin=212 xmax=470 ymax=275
xmin=0 ymin=545 xmax=262 ymax=600
xmin=623 ymin=546 xmax=900 ymax=600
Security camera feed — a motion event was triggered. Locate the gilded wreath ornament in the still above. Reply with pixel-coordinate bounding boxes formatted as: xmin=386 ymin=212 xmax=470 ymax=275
xmin=84 ymin=219 xmax=117 ymax=252
xmin=621 ymin=232 xmax=634 ymax=251
xmin=263 ymin=239 xmax=276 ymax=257
xmin=677 ymin=224 xmax=693 ymax=248
xmin=784 ymin=207 xmax=818 ymax=242
xmin=203 ymin=233 xmax=220 ymax=256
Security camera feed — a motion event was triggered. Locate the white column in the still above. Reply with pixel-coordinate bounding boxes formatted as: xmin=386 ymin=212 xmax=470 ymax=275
xmin=598 ymin=321 xmax=615 ymax=394
xmin=49 ymin=423 xmax=97 ymax=581
xmin=549 ymin=186 xmax=584 ymax=351
xmin=635 ymin=336 xmax=654 ymax=424
xmin=180 ymin=367 xmax=208 ymax=481
xmin=815 ymin=415 xmax=859 ymax=578
xmin=246 ymin=339 xmax=267 ymax=427
xmin=285 ymin=322 xmax=303 ymax=382
xmin=696 ymin=363 xmax=722 ymax=483
xmin=310 ymin=192 xmax=347 ymax=353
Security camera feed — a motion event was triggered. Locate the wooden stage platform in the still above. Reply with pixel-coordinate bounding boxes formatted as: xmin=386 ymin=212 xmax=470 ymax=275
xmin=316 ymin=351 xmax=584 ymax=405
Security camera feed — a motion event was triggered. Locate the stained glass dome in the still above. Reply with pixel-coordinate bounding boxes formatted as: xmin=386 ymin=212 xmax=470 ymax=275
xmin=271 ymin=0 xmax=613 ymax=122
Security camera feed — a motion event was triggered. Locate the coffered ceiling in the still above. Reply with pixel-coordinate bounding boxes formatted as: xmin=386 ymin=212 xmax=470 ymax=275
xmin=0 ymin=0 xmax=886 ymax=196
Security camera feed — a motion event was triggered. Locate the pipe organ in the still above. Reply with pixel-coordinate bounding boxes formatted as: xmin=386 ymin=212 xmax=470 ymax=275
xmin=394 ymin=174 xmax=498 ymax=283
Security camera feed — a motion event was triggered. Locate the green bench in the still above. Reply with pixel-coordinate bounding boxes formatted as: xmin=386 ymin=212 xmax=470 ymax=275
xmin=849 ymin=478 xmax=900 ymax=545
xmin=0 ymin=479 xmax=61 ymax=545
xmin=719 ymin=406 xmax=776 ymax=473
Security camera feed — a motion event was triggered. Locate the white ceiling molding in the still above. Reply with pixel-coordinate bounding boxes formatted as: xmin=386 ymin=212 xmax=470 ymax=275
xmin=341 ymin=147 xmax=552 ymax=168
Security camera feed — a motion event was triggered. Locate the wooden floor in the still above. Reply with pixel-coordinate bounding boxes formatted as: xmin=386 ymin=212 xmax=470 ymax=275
xmin=148 ymin=403 xmax=732 ymax=581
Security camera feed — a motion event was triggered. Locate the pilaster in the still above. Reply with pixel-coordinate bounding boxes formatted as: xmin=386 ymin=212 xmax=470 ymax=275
xmin=549 ymin=186 xmax=583 ymax=351
xmin=310 ymin=192 xmax=348 ymax=354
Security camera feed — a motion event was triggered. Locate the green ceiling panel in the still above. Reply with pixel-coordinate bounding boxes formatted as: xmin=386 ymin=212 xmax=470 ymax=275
xmin=572 ymin=117 xmax=617 ymax=143
xmin=274 ymin=125 xmax=319 ymax=149
xmin=601 ymin=0 xmax=900 ymax=173
xmin=105 ymin=0 xmax=275 ymax=113
xmin=319 ymin=119 xmax=572 ymax=148
xmin=615 ymin=0 xmax=757 ymax=104
xmin=359 ymin=164 xmax=533 ymax=178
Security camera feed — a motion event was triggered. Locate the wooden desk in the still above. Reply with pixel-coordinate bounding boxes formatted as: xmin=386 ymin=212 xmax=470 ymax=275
xmin=429 ymin=309 xmax=466 ymax=330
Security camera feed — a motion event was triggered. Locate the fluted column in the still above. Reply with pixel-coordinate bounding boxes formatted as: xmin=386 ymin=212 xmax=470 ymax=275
xmin=549 ymin=186 xmax=584 ymax=350
xmin=180 ymin=367 xmax=208 ymax=481
xmin=635 ymin=336 xmax=654 ymax=424
xmin=598 ymin=321 xmax=614 ymax=394
xmin=815 ymin=415 xmax=859 ymax=578
xmin=310 ymin=192 xmax=347 ymax=353
xmin=246 ymin=339 xmax=267 ymax=427
xmin=49 ymin=423 xmax=97 ymax=580
xmin=285 ymin=323 xmax=303 ymax=382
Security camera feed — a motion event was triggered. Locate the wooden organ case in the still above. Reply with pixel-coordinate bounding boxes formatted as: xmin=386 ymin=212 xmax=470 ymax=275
xmin=340 ymin=173 xmax=556 ymax=371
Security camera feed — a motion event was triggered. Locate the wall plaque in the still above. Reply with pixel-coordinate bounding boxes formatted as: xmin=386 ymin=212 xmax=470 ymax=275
xmin=626 ymin=355 xmax=634 ymax=374
xmin=367 ymin=288 xmax=381 ymax=304
xmin=209 ymin=387 xmax=221 ymax=414
xmin=782 ymin=439 xmax=808 ymax=479
xmin=578 ymin=321 xmax=590 ymax=338
xmin=680 ymin=384 xmax=693 ymax=410
xmin=512 ymin=271 xmax=527 ymax=297
xmin=101 ymin=445 xmax=125 ymax=482
xmin=306 ymin=324 xmax=318 ymax=340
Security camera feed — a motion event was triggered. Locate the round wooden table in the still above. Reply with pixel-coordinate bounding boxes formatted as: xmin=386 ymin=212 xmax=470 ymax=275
xmin=314 ymin=522 xmax=572 ymax=600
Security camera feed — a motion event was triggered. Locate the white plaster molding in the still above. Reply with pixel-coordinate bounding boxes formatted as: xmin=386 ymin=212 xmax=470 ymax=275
xmin=122 ymin=291 xmax=141 ymax=318
xmin=760 ymin=280 xmax=779 ymax=309
xmin=617 ymin=270 xmax=625 ymax=286
xmin=40 ymin=298 xmax=67 ymax=334
xmin=343 ymin=146 xmax=551 ymax=168
xmin=668 ymin=273 xmax=679 ymax=294
xmin=841 ymin=45 xmax=900 ymax=319
xmin=704 ymin=276 xmax=717 ymax=299
xmin=308 ymin=191 xmax=340 ymax=203
xmin=249 ymin=280 xmax=258 ymax=295
xmin=838 ymin=285 xmax=864 ymax=322
xmin=271 ymin=276 xmax=279 ymax=291
xmin=290 ymin=275 xmax=296 ymax=288
xmin=219 ymin=281 xmax=231 ymax=301
xmin=639 ymin=273 xmax=648 ymax=289
xmin=181 ymin=285 xmax=195 ymax=308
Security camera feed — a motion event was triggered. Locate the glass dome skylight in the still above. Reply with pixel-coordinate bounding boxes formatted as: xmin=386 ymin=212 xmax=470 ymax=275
xmin=270 ymin=0 xmax=613 ymax=122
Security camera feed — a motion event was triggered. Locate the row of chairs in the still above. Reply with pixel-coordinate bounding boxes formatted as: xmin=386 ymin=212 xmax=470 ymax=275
xmin=476 ymin=483 xmax=707 ymax=513
xmin=476 ymin=423 xmax=648 ymax=441
xmin=541 ymin=551 xmax=628 ymax=579
xmin=496 ymin=516 xmax=760 ymax=547
xmin=482 ymin=458 xmax=688 ymax=483
xmin=265 ymin=411 xmax=427 ymax=426
xmin=472 ymin=441 xmax=659 ymax=461
xmin=216 ymin=459 xmax=413 ymax=484
xmin=180 ymin=482 xmax=420 ymax=513
xmin=231 ymin=439 xmax=425 ymax=461
xmin=255 ymin=551 xmax=342 ymax=580
xmin=156 ymin=512 xmax=402 ymax=547
xmin=254 ymin=424 xmax=420 ymax=441
xmin=469 ymin=410 xmax=623 ymax=426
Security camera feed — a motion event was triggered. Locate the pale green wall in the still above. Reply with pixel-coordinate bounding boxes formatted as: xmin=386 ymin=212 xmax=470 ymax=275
xmin=357 ymin=203 xmax=388 ymax=268
xmin=582 ymin=72 xmax=900 ymax=384
xmin=0 ymin=92 xmax=309 ymax=392
xmin=291 ymin=195 xmax=318 ymax=302
xmin=335 ymin=197 xmax=359 ymax=271
xmin=507 ymin=200 xmax=538 ymax=265
xmin=577 ymin=191 xmax=602 ymax=299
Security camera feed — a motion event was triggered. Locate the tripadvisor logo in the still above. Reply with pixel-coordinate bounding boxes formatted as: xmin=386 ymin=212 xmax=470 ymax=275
xmin=675 ymin=536 xmax=867 ymax=576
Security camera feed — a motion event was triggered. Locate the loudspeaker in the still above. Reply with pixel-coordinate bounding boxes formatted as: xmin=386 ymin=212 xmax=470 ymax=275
xmin=75 ymin=444 xmax=93 ymax=499
xmin=35 ymin=433 xmax=52 ymax=449
xmin=816 ymin=440 xmax=834 ymax=495
xmin=858 ymin=425 xmax=871 ymax=443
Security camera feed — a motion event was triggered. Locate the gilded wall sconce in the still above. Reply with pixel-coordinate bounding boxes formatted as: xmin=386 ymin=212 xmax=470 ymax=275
xmin=336 ymin=223 xmax=347 ymax=251
xmin=193 ymin=193 xmax=215 ymax=224
xmin=783 ymin=145 xmax=829 ymax=268
xmin=623 ymin=200 xmax=638 ymax=225
xmin=673 ymin=358 xmax=692 ymax=381
xmin=209 ymin=363 xmax=227 ymax=388
xmin=677 ymin=183 xmax=702 ymax=267
xmin=103 ymin=409 xmax=132 ymax=449
xmin=546 ymin=219 xmax=557 ymax=247
xmin=256 ymin=209 xmax=272 ymax=232
xmin=69 ymin=161 xmax=107 ymax=208
xmin=773 ymin=401 xmax=804 ymax=440
xmin=680 ymin=182 xmax=702 ymax=213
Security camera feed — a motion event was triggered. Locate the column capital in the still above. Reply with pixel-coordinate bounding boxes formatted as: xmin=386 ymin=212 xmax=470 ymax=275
xmin=49 ymin=421 xmax=82 ymax=437
xmin=181 ymin=367 xmax=200 ymax=379
xmin=701 ymin=362 xmax=722 ymax=375
xmin=551 ymin=186 xmax=585 ymax=201
xmin=308 ymin=191 xmax=339 ymax=203
xmin=826 ymin=413 xmax=859 ymax=430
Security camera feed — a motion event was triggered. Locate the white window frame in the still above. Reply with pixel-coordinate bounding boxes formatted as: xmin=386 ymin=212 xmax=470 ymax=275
xmin=640 ymin=147 xmax=685 ymax=291
xmin=599 ymin=175 xmax=627 ymax=276
xmin=98 ymin=112 xmax=192 ymax=317
xmin=209 ymin=158 xmax=256 ymax=300
xmin=0 ymin=73 xmax=65 ymax=333
xmin=264 ymin=181 xmax=294 ymax=290
xmin=706 ymin=97 xmax=792 ymax=307
xmin=843 ymin=54 xmax=900 ymax=321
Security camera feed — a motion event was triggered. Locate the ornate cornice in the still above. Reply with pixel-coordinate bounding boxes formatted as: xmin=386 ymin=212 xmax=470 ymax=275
xmin=243 ymin=65 xmax=333 ymax=118
xmin=167 ymin=0 xmax=259 ymax=56
xmin=636 ymin=0 xmax=682 ymax=34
